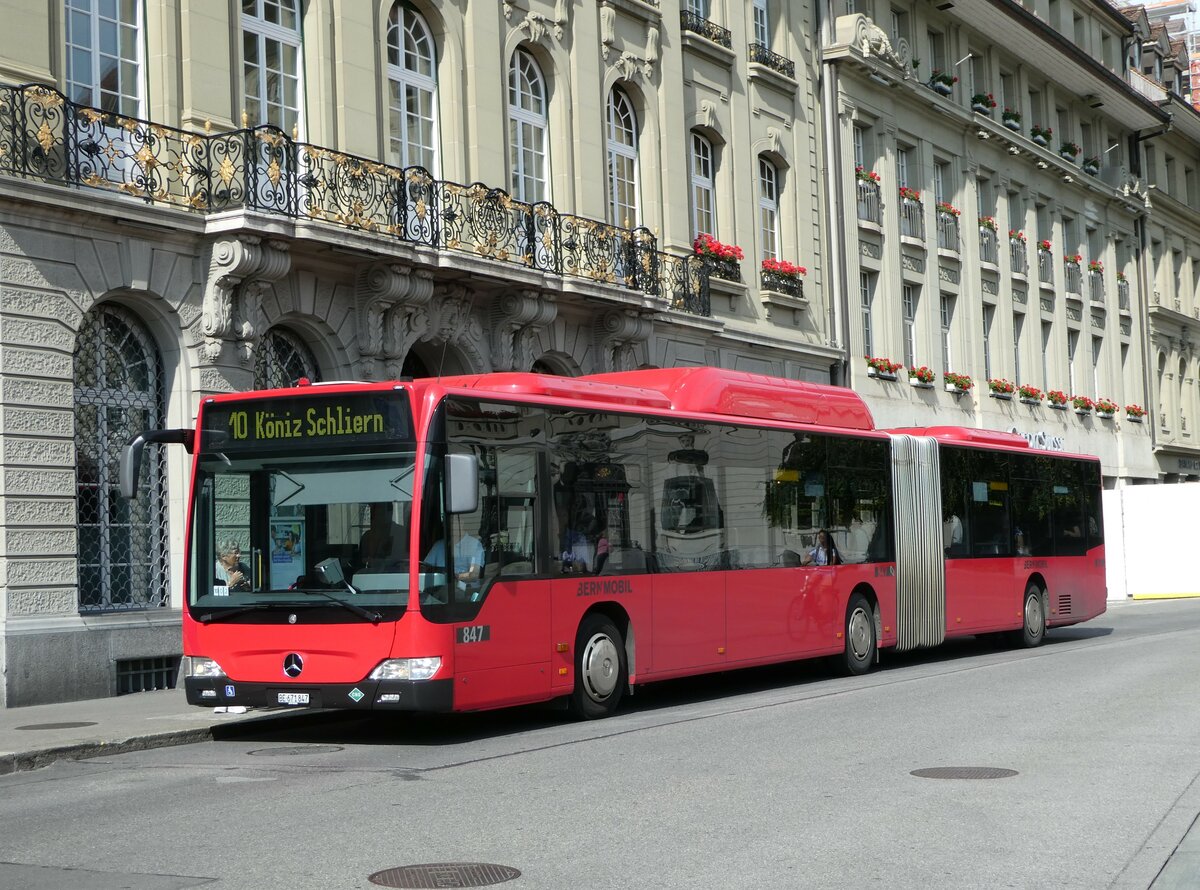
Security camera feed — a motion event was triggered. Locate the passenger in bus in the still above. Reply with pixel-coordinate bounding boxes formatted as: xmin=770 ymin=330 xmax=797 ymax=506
xmin=802 ymin=529 xmax=842 ymax=566
xmin=359 ymin=502 xmax=407 ymax=567
xmin=844 ymin=518 xmax=871 ymax=563
xmin=215 ymin=541 xmax=251 ymax=591
xmin=943 ymin=512 xmax=964 ymax=554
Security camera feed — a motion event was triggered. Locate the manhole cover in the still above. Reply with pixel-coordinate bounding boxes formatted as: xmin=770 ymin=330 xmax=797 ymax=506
xmin=15 ymin=722 xmax=98 ymax=731
xmin=911 ymin=767 xmax=1019 ymax=780
xmin=368 ymin=863 xmax=521 ymax=888
xmin=246 ymin=745 xmax=344 ymax=756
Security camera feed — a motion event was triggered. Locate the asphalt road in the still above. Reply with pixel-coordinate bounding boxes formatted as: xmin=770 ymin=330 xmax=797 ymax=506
xmin=1 ymin=598 xmax=1198 ymax=890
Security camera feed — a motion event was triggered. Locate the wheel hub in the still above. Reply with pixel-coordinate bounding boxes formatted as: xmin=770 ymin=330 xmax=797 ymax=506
xmin=848 ymin=607 xmax=873 ymax=660
xmin=581 ymin=633 xmax=619 ymax=701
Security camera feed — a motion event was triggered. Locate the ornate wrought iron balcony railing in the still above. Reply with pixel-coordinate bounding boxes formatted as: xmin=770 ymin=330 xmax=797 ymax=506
xmin=680 ymin=11 xmax=732 ymax=48
xmin=1118 ymin=279 xmax=1130 ymax=312
xmin=936 ymin=211 xmax=959 ymax=251
xmin=1087 ymin=270 xmax=1104 ymax=304
xmin=760 ymin=269 xmax=804 ymax=299
xmin=748 ymin=43 xmax=795 ymax=79
xmin=1038 ymin=248 xmax=1054 ymax=284
xmin=0 ymin=83 xmax=711 ymax=315
xmin=1065 ymin=262 xmax=1082 ymax=295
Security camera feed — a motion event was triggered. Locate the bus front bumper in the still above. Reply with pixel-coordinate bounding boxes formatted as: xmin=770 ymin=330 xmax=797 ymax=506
xmin=185 ymin=677 xmax=454 ymax=711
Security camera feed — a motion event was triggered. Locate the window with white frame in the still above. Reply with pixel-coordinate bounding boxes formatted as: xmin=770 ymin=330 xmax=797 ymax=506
xmin=903 ymin=283 xmax=918 ymax=367
xmin=508 ymin=49 xmax=550 ymax=204
xmin=1067 ymin=328 xmax=1079 ymax=394
xmin=897 ymin=146 xmax=912 ymax=188
xmin=934 ymin=161 xmax=949 ymax=204
xmin=1092 ymin=335 xmax=1102 ymax=395
xmin=861 ymin=272 xmax=875 ymax=358
xmin=853 ymin=126 xmax=865 ymax=170
xmin=690 ymin=132 xmax=716 ymax=239
xmin=242 ymin=0 xmax=304 ymax=134
xmin=386 ymin=3 xmax=439 ymax=173
xmin=65 ymin=0 xmax=144 ymax=115
xmin=753 ymin=0 xmax=770 ymax=46
xmin=1041 ymin=321 xmax=1052 ymax=391
xmin=686 ymin=0 xmax=711 ymax=17
xmin=940 ymin=294 xmax=954 ymax=371
xmin=891 ymin=8 xmax=909 ymax=45
xmin=607 ymin=87 xmax=640 ymax=227
xmin=759 ymin=157 xmax=780 ymax=262
xmin=982 ymin=304 xmax=995 ymax=381
xmin=1013 ymin=311 xmax=1024 ymax=383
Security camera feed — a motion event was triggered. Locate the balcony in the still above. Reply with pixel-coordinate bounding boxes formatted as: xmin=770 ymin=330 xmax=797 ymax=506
xmin=1088 ymin=270 xmax=1104 ymax=305
xmin=936 ymin=211 xmax=959 ymax=252
xmin=1065 ymin=262 xmax=1082 ymax=296
xmin=1010 ymin=238 xmax=1028 ymax=277
xmin=760 ymin=268 xmax=804 ymax=300
xmin=0 ymin=82 xmax=711 ymax=316
xmin=680 ymin=11 xmax=732 ymax=48
xmin=857 ymin=179 xmax=882 ymax=226
xmin=979 ymin=227 xmax=999 ymax=265
xmin=1118 ymin=279 xmax=1131 ymax=312
xmin=1038 ymin=248 xmax=1054 ymax=285
xmin=748 ymin=43 xmax=795 ymax=80
xmin=900 ymin=197 xmax=924 ymax=241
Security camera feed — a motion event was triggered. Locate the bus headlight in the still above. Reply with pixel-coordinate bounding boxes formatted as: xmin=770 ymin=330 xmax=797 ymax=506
xmin=369 ymin=657 xmax=442 ymax=681
xmin=187 ymin=657 xmax=227 ymax=678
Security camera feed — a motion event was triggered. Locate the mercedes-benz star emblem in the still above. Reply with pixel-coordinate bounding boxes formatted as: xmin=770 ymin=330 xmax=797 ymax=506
xmin=283 ymin=653 xmax=304 ymax=678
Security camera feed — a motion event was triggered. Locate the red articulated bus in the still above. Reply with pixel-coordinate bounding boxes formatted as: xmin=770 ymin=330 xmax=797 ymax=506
xmin=121 ymin=368 xmax=1106 ymax=719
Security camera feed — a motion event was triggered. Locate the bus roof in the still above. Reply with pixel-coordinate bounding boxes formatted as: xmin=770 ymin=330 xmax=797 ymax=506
xmin=438 ymin=368 xmax=876 ymax=430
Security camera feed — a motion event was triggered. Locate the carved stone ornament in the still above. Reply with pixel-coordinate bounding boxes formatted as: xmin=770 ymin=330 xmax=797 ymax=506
xmin=384 ymin=284 xmax=487 ymax=376
xmin=507 ymin=0 xmax=571 ymax=45
xmin=355 ymin=263 xmax=434 ymax=380
xmin=491 ymin=289 xmax=558 ymax=371
xmin=593 ymin=308 xmax=652 ymax=373
xmin=845 ymin=14 xmax=913 ymax=78
xmin=200 ymin=235 xmax=290 ymax=364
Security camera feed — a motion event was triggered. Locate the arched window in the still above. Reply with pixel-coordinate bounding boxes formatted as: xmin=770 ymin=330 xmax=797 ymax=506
xmin=758 ymin=157 xmax=780 ymax=261
xmin=74 ymin=305 xmax=168 ymax=612
xmin=690 ymin=132 xmax=716 ymax=239
xmin=65 ymin=0 xmax=143 ymax=116
xmin=508 ymin=49 xmax=550 ymax=203
xmin=386 ymin=3 xmax=439 ymax=173
xmin=606 ymin=87 xmax=640 ymax=227
xmin=242 ymin=0 xmax=304 ymax=134
xmin=255 ymin=327 xmax=321 ymax=390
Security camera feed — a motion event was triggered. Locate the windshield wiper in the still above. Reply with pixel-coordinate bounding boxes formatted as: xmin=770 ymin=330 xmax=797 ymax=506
xmin=197 ymin=594 xmax=382 ymax=624
xmin=197 ymin=602 xmax=295 ymax=624
xmin=301 ymin=586 xmax=383 ymax=623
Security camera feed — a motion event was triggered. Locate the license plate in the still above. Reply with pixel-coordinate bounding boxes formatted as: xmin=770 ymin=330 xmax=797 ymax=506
xmin=277 ymin=692 xmax=310 ymax=705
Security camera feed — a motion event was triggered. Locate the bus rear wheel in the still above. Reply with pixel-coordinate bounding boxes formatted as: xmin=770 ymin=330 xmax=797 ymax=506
xmin=1014 ymin=583 xmax=1046 ymax=648
xmin=844 ymin=592 xmax=876 ymax=676
xmin=570 ymin=614 xmax=626 ymax=719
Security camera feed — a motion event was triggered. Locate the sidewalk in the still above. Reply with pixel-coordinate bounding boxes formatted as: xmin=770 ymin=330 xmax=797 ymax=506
xmin=0 ymin=687 xmax=323 ymax=775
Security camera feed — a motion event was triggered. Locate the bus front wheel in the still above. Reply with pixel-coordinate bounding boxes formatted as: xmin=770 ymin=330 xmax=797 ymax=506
xmin=570 ymin=614 xmax=627 ymax=719
xmin=843 ymin=592 xmax=876 ymax=675
xmin=1015 ymin=583 xmax=1046 ymax=648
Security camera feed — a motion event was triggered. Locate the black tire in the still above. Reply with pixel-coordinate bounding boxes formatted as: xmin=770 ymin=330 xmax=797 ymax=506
xmin=1015 ymin=583 xmax=1046 ymax=648
xmin=570 ymin=614 xmax=626 ymax=719
xmin=843 ymin=592 xmax=876 ymax=676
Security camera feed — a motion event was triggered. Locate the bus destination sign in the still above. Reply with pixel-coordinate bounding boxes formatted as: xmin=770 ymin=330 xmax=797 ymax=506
xmin=201 ymin=391 xmax=411 ymax=452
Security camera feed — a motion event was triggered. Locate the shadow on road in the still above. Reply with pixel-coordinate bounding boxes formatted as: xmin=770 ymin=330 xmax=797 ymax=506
xmin=209 ymin=623 xmax=1111 ymax=750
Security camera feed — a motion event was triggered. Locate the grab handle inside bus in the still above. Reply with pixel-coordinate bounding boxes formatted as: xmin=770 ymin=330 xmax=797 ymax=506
xmin=445 ymin=453 xmax=478 ymax=514
xmin=120 ymin=429 xmax=195 ymax=499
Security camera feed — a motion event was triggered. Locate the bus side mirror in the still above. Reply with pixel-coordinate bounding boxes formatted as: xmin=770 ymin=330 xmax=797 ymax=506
xmin=119 ymin=429 xmax=195 ymax=499
xmin=445 ymin=454 xmax=479 ymax=514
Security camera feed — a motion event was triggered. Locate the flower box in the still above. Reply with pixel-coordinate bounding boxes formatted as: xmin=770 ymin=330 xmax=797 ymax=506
xmin=1074 ymin=408 xmax=1092 ymax=416
xmin=1082 ymin=164 xmax=1099 ymax=176
xmin=1019 ymin=397 xmax=1041 ymax=406
xmin=1049 ymin=402 xmax=1068 ymax=410
xmin=910 ymin=378 xmax=934 ymax=389
xmin=932 ymin=82 xmax=953 ymax=96
xmin=991 ymin=392 xmax=1013 ymax=401
xmin=1126 ymin=413 xmax=1144 ymax=423
xmin=1096 ymin=411 xmax=1115 ymax=420
xmin=867 ymin=367 xmax=898 ymax=381
xmin=1031 ymin=134 xmax=1049 ymax=147
xmin=1003 ymin=118 xmax=1021 ymax=132
xmin=1059 ymin=150 xmax=1078 ymax=162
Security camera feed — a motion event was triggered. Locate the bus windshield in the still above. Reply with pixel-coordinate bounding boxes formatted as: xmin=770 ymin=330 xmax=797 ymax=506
xmin=190 ymin=390 xmax=419 ymax=620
